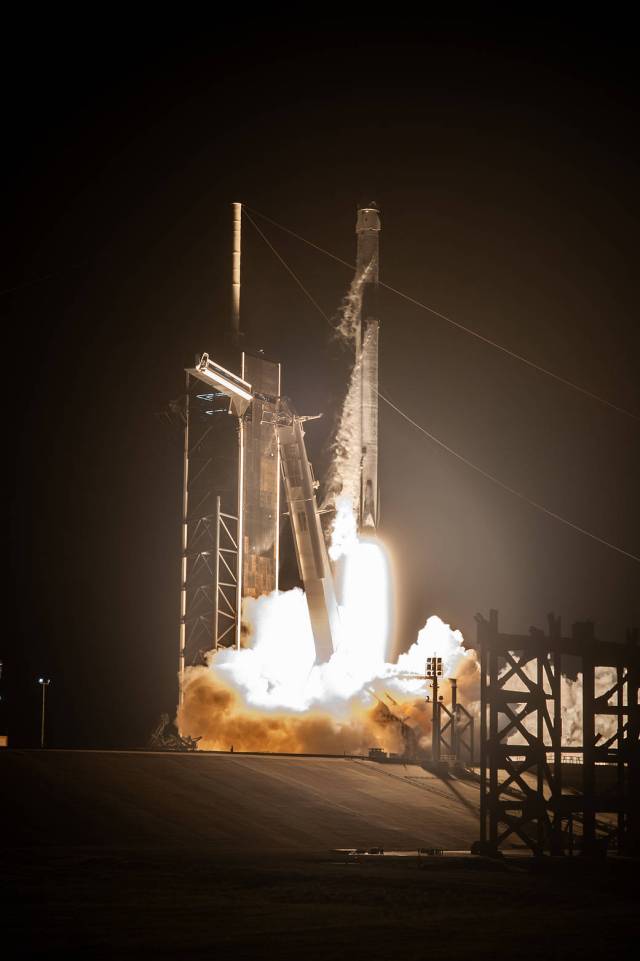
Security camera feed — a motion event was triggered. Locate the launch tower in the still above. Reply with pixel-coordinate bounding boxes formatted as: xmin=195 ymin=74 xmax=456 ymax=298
xmin=178 ymin=202 xmax=384 ymax=703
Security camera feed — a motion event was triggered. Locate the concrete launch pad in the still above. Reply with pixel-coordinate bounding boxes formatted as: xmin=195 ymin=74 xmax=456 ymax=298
xmin=3 ymin=750 xmax=638 ymax=960
xmin=1 ymin=749 xmax=480 ymax=853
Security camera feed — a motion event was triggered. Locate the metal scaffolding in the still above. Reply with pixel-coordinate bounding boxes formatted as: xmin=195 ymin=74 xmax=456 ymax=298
xmin=438 ymin=678 xmax=475 ymax=766
xmin=178 ymin=373 xmax=237 ymax=700
xmin=212 ymin=496 xmax=239 ymax=650
xmin=476 ymin=610 xmax=639 ymax=857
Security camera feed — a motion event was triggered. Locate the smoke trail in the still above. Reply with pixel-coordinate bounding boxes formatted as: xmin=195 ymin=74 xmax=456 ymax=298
xmin=321 ymin=256 xmax=376 ymax=518
xmin=334 ymin=256 xmax=375 ymax=344
xmin=322 ymin=363 xmax=362 ymax=518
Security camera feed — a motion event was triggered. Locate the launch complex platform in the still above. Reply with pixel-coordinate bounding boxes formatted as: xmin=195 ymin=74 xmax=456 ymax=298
xmin=3 ymin=747 xmax=637 ymax=961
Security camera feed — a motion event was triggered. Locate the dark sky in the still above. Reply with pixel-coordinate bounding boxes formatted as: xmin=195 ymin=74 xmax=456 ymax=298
xmin=4 ymin=16 xmax=639 ymax=747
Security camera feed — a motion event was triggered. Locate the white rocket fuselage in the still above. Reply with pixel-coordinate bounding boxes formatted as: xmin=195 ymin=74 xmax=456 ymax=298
xmin=355 ymin=205 xmax=381 ymax=530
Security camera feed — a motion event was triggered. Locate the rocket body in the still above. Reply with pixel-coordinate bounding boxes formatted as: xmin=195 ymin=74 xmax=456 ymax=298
xmin=355 ymin=204 xmax=381 ymax=530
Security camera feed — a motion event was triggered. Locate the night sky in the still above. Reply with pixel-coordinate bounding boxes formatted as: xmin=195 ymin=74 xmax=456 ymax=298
xmin=5 ymin=17 xmax=639 ymax=748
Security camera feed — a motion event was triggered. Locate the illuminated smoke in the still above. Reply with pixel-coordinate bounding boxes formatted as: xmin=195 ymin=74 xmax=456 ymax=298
xmin=322 ymin=256 xmax=375 ymax=517
xmin=334 ymin=256 xmax=375 ymax=344
xmin=328 ymin=495 xmax=358 ymax=562
xmin=179 ymin=609 xmax=475 ymax=753
xmin=322 ymin=358 xmax=362 ymax=515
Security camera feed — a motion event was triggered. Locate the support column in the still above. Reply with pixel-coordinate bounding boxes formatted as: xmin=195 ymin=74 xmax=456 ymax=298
xmin=231 ymin=202 xmax=241 ymax=343
xmin=213 ymin=495 xmax=220 ymax=650
xmin=450 ymin=678 xmax=458 ymax=760
xmin=236 ymin=415 xmax=244 ymax=651
xmin=479 ymin=619 xmax=488 ymax=847
xmin=431 ymin=674 xmax=440 ymax=762
xmin=178 ymin=372 xmax=190 ymax=709
xmin=582 ymin=651 xmax=596 ymax=855
xmin=536 ymin=651 xmax=545 ymax=853
xmin=551 ymin=641 xmax=563 ymax=855
xmin=627 ymin=630 xmax=639 ymax=855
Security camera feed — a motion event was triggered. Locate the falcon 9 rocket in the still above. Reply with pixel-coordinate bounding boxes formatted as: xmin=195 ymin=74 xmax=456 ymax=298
xmin=355 ymin=202 xmax=381 ymax=531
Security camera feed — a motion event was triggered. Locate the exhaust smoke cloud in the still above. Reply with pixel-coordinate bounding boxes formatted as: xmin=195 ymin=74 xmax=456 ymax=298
xmin=179 ymin=603 xmax=477 ymax=754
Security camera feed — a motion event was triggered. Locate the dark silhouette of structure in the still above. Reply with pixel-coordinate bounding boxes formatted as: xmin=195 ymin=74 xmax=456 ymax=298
xmin=438 ymin=677 xmax=475 ymax=767
xmin=476 ymin=610 xmax=639 ymax=857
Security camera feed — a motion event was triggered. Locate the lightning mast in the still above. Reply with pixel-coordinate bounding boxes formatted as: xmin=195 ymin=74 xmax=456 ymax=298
xmin=232 ymin=202 xmax=244 ymax=649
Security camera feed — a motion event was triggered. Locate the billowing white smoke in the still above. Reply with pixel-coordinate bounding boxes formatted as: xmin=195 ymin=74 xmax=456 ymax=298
xmin=322 ymin=366 xmax=362 ymax=515
xmin=328 ymin=495 xmax=358 ymax=562
xmin=207 ymin=498 xmax=389 ymax=715
xmin=194 ymin=474 xmax=472 ymax=721
xmin=205 ymin=590 xmax=469 ymax=719
xmin=393 ymin=618 xmax=470 ymax=691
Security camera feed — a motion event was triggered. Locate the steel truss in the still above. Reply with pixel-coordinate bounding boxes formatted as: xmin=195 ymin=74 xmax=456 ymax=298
xmin=438 ymin=678 xmax=475 ymax=765
xmin=179 ymin=373 xmax=237 ymax=700
xmin=213 ymin=497 xmax=239 ymax=650
xmin=476 ymin=610 xmax=639 ymax=857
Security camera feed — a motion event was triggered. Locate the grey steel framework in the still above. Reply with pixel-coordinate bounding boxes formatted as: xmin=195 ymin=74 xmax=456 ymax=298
xmin=398 ymin=659 xmax=475 ymax=765
xmin=178 ymin=372 xmax=237 ymax=697
xmin=184 ymin=347 xmax=343 ymax=669
xmin=438 ymin=678 xmax=475 ymax=765
xmin=240 ymin=354 xmax=281 ymax=600
xmin=183 ymin=351 xmax=282 ymax=651
xmin=476 ymin=610 xmax=639 ymax=856
xmin=212 ymin=496 xmax=240 ymax=650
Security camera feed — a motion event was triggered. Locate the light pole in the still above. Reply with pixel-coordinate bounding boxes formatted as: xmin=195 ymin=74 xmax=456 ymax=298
xmin=396 ymin=655 xmax=444 ymax=764
xmin=425 ymin=657 xmax=444 ymax=763
xmin=38 ymin=677 xmax=51 ymax=748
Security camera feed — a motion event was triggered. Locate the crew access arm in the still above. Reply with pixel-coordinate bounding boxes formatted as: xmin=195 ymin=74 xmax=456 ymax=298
xmin=188 ymin=352 xmax=340 ymax=664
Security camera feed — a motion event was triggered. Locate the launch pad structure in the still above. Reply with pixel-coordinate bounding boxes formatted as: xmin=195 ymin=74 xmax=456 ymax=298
xmin=476 ymin=610 xmax=640 ymax=857
xmin=178 ymin=202 xmax=382 ymax=693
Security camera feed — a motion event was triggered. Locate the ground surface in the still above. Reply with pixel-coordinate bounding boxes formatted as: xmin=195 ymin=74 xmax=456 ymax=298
xmin=1 ymin=750 xmax=480 ymax=852
xmin=2 ymin=750 xmax=637 ymax=960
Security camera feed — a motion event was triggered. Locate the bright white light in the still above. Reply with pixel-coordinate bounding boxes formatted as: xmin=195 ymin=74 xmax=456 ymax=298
xmin=206 ymin=512 xmax=401 ymax=715
xmin=215 ymin=588 xmax=316 ymax=712
xmin=197 ymin=365 xmax=253 ymax=403
xmin=339 ymin=537 xmax=390 ymax=676
xmin=328 ymin=495 xmax=358 ymax=562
